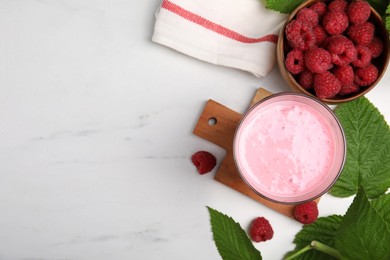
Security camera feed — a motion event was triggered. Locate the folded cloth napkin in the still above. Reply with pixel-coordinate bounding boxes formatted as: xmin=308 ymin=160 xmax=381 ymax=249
xmin=152 ymin=0 xmax=287 ymax=77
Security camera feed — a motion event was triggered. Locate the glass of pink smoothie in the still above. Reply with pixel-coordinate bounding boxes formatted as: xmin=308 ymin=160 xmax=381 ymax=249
xmin=233 ymin=93 xmax=346 ymax=204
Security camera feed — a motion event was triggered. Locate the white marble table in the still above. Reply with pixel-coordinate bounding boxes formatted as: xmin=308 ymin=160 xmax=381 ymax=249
xmin=0 ymin=1 xmax=389 ymax=259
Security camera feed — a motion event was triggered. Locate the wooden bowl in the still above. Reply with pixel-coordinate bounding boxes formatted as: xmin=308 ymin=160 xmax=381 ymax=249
xmin=277 ymin=0 xmax=390 ymax=104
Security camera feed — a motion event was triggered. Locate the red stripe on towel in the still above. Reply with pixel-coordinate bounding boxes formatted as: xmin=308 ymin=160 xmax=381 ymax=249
xmin=161 ymin=0 xmax=278 ymax=44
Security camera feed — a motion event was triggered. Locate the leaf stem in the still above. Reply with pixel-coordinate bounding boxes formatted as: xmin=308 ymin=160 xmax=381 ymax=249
xmin=310 ymin=240 xmax=342 ymax=259
xmin=284 ymin=240 xmax=342 ymax=260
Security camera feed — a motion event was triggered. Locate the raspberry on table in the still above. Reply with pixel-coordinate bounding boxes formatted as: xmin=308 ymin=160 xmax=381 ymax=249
xmin=297 ymin=8 xmax=319 ymax=27
xmin=298 ymin=70 xmax=314 ymax=89
xmin=348 ymin=22 xmax=375 ymax=45
xmin=333 ymin=65 xmax=354 ymax=86
xmin=304 ymin=47 xmax=332 ymax=73
xmin=293 ymin=201 xmax=319 ymax=224
xmin=191 ymin=151 xmax=216 ymax=174
xmin=314 ymin=71 xmax=341 ymax=99
xmin=327 ymin=36 xmax=357 ymax=66
xmin=347 ymin=0 xmax=371 ymax=24
xmin=322 ymin=10 xmax=349 ymax=35
xmin=285 ymin=20 xmax=316 ymax=51
xmin=249 ymin=217 xmax=274 ymax=242
xmin=285 ymin=50 xmax=305 ymax=74
xmin=368 ymin=37 xmax=384 ymax=58
xmin=313 ymin=26 xmax=327 ymax=46
xmin=310 ymin=2 xmax=327 ymax=19
xmin=328 ymin=0 xmax=348 ymax=11
xmin=354 ymin=64 xmax=379 ymax=86
xmin=339 ymin=83 xmax=360 ymax=96
xmin=352 ymin=45 xmax=372 ymax=68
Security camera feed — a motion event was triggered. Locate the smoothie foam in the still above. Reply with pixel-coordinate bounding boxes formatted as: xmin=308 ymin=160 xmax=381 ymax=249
xmin=234 ymin=94 xmax=345 ymax=203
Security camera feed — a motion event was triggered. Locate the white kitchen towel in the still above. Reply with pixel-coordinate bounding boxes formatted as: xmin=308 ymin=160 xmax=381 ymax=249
xmin=152 ymin=0 xmax=287 ymax=77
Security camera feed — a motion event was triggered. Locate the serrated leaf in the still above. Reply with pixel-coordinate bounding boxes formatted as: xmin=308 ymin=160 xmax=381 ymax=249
xmin=265 ymin=0 xmax=304 ymax=14
xmin=207 ymin=207 xmax=262 ymax=260
xmin=386 ymin=16 xmax=390 ymax=33
xmin=335 ymin=189 xmax=390 ymax=260
xmin=330 ymin=97 xmax=390 ymax=199
xmin=386 ymin=3 xmax=390 ymax=33
xmin=371 ymin=193 xmax=390 ymax=223
xmin=285 ymin=215 xmax=342 ymax=260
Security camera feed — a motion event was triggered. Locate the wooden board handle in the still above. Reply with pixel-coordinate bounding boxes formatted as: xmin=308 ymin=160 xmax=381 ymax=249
xmin=193 ymin=100 xmax=242 ymax=152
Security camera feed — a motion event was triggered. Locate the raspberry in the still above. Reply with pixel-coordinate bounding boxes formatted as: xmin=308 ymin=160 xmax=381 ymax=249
xmin=285 ymin=50 xmax=305 ymax=74
xmin=354 ymin=64 xmax=378 ymax=86
xmin=327 ymin=36 xmax=357 ymax=66
xmin=352 ymin=45 xmax=372 ymax=68
xmin=348 ymin=22 xmax=374 ymax=45
xmin=304 ymin=47 xmax=332 ymax=73
xmin=293 ymin=201 xmax=319 ymax=224
xmin=297 ymin=8 xmax=319 ymax=27
xmin=249 ymin=217 xmax=274 ymax=242
xmin=191 ymin=151 xmax=216 ymax=174
xmin=333 ymin=65 xmax=354 ymax=86
xmin=347 ymin=0 xmax=371 ymax=24
xmin=328 ymin=0 xmax=348 ymax=11
xmin=323 ymin=10 xmax=349 ymax=35
xmin=286 ymin=20 xmax=316 ymax=51
xmin=298 ymin=70 xmax=314 ymax=89
xmin=339 ymin=83 xmax=360 ymax=96
xmin=313 ymin=26 xmax=327 ymax=46
xmin=368 ymin=37 xmax=384 ymax=58
xmin=314 ymin=71 xmax=341 ymax=99
xmin=310 ymin=2 xmax=327 ymax=19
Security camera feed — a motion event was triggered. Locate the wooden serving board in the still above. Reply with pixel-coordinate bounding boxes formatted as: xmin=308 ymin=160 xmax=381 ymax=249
xmin=193 ymin=88 xmax=319 ymax=218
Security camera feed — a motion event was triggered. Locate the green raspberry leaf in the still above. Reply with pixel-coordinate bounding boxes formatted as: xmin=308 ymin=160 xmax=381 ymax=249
xmin=285 ymin=215 xmax=342 ymax=260
xmin=265 ymin=0 xmax=304 ymax=14
xmin=330 ymin=97 xmax=390 ymax=199
xmin=335 ymin=189 xmax=390 ymax=260
xmin=207 ymin=207 xmax=262 ymax=260
xmin=386 ymin=3 xmax=390 ymax=33
xmin=386 ymin=16 xmax=390 ymax=33
xmin=387 ymin=2 xmax=390 ymax=15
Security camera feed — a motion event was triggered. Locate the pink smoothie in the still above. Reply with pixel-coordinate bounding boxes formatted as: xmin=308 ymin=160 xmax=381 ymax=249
xmin=234 ymin=94 xmax=345 ymax=203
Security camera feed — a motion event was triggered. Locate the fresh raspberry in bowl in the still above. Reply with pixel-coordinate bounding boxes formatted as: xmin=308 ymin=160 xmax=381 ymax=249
xmin=314 ymin=71 xmax=341 ymax=99
xmin=326 ymin=36 xmax=357 ymax=66
xmin=347 ymin=0 xmax=371 ymax=24
xmin=277 ymin=0 xmax=389 ymax=104
xmin=368 ymin=37 xmax=384 ymax=58
xmin=333 ymin=65 xmax=354 ymax=86
xmin=296 ymin=8 xmax=319 ymax=27
xmin=310 ymin=2 xmax=327 ymax=18
xmin=285 ymin=49 xmax=305 ymax=74
xmin=285 ymin=20 xmax=316 ymax=51
xmin=304 ymin=47 xmax=333 ymax=73
xmin=323 ymin=10 xmax=349 ymax=35
xmin=298 ymin=70 xmax=315 ymax=90
xmin=328 ymin=0 xmax=348 ymax=12
xmin=348 ymin=22 xmax=375 ymax=45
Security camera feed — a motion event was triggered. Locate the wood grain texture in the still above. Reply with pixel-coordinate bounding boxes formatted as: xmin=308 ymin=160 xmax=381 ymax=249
xmin=193 ymin=88 xmax=319 ymax=218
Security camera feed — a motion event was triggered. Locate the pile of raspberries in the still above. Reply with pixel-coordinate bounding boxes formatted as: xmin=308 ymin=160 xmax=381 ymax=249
xmin=284 ymin=0 xmax=384 ymax=99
